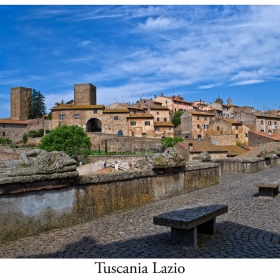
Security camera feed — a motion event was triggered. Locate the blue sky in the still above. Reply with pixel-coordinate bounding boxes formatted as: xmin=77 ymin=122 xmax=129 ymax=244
xmin=1 ymin=5 xmax=280 ymax=118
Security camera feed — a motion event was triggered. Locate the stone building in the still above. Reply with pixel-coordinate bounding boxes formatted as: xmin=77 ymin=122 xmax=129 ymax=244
xmin=174 ymin=140 xmax=245 ymax=160
xmin=153 ymin=94 xmax=193 ymax=113
xmin=10 ymin=87 xmax=32 ymax=120
xmin=206 ymin=119 xmax=250 ymax=145
xmin=181 ymin=111 xmax=215 ymax=139
xmin=127 ymin=113 xmax=155 ymax=138
xmin=51 ymin=83 xmax=174 ymax=139
xmin=209 ymin=97 xmax=239 ymax=118
xmin=233 ymin=110 xmax=280 ymax=134
xmin=0 ymin=119 xmax=28 ymax=143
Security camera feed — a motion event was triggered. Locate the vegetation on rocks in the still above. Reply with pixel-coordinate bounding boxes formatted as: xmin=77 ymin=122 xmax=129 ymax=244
xmin=161 ymin=136 xmax=183 ymax=148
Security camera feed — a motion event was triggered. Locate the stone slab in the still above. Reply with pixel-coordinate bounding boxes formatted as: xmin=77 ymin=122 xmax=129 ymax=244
xmin=254 ymin=178 xmax=280 ymax=188
xmin=153 ymin=204 xmax=228 ymax=230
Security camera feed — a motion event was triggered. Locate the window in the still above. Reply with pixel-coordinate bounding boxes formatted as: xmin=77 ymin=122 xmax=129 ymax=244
xmin=268 ymin=121 xmax=271 ymax=125
xmin=164 ymin=118 xmax=167 ymax=122
xmin=3 ymin=124 xmax=5 ymax=128
xmin=145 ymin=121 xmax=150 ymax=126
xmin=261 ymin=120 xmax=264 ymax=125
xmin=210 ymin=117 xmax=213 ymax=122
xmin=204 ymin=116 xmax=207 ymax=121
xmin=157 ymin=118 xmax=160 ymax=121
xmin=236 ymin=134 xmax=238 ymax=139
xmin=235 ymin=125 xmax=238 ymax=130
xmin=74 ymin=114 xmax=79 ymax=119
xmin=274 ymin=122 xmax=277 ymax=125
xmin=261 ymin=129 xmax=264 ymax=132
xmin=245 ymin=133 xmax=248 ymax=137
xmin=130 ymin=121 xmax=136 ymax=126
xmin=197 ymin=124 xmax=200 ymax=129
xmin=93 ymin=109 xmax=98 ymax=114
xmin=197 ymin=116 xmax=200 ymax=120
xmin=59 ymin=114 xmax=65 ymax=119
xmin=114 ymin=116 xmax=119 ymax=120
xmin=134 ymin=110 xmax=137 ymax=114
xmin=204 ymin=124 xmax=208 ymax=129
xmin=3 ymin=132 xmax=5 ymax=137
xmin=142 ymin=133 xmax=146 ymax=138
xmin=217 ymin=126 xmax=219 ymax=131
xmin=156 ymin=112 xmax=159 ymax=115
xmin=131 ymin=132 xmax=134 ymax=136
xmin=155 ymin=127 xmax=159 ymax=131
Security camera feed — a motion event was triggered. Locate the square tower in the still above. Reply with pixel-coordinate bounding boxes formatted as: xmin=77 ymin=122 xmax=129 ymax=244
xmin=10 ymin=87 xmax=32 ymax=120
xmin=74 ymin=83 xmax=96 ymax=105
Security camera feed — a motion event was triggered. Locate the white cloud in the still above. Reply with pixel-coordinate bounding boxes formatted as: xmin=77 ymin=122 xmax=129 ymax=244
xmin=198 ymin=83 xmax=223 ymax=89
xmin=229 ymin=80 xmax=264 ymax=86
xmin=140 ymin=16 xmax=183 ymax=30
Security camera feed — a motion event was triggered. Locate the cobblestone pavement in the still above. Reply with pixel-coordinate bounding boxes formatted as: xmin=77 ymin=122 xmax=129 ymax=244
xmin=1 ymin=165 xmax=280 ymax=258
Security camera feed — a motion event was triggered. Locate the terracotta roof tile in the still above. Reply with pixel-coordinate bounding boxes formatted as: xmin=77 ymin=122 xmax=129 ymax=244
xmin=51 ymin=104 xmax=105 ymax=110
xmin=127 ymin=113 xmax=154 ymax=119
xmin=103 ymin=108 xmax=130 ymax=113
xmin=0 ymin=119 xmax=28 ymax=125
xmin=154 ymin=121 xmax=174 ymax=127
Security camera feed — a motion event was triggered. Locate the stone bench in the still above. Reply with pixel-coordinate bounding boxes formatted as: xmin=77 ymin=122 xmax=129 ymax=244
xmin=254 ymin=178 xmax=280 ymax=198
xmin=153 ymin=204 xmax=228 ymax=247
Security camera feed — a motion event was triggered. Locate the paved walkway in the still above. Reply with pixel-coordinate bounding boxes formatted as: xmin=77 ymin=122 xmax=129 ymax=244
xmin=1 ymin=165 xmax=280 ymax=258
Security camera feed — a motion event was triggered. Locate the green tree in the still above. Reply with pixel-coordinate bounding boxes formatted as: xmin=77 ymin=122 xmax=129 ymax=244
xmin=38 ymin=125 xmax=91 ymax=157
xmin=172 ymin=110 xmax=184 ymax=127
xmin=161 ymin=136 xmax=183 ymax=148
xmin=27 ymin=89 xmax=47 ymax=119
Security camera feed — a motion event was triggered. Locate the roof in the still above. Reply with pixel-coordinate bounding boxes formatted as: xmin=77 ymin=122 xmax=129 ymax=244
xmin=0 ymin=119 xmax=28 ymax=125
xmin=186 ymin=110 xmax=215 ymax=116
xmin=236 ymin=142 xmax=280 ymax=158
xmin=127 ymin=113 xmax=154 ymax=119
xmin=103 ymin=108 xmax=130 ymax=113
xmin=178 ymin=140 xmax=246 ymax=155
xmin=154 ymin=121 xmax=174 ymax=127
xmin=223 ymin=119 xmax=242 ymax=125
xmin=51 ymin=104 xmax=105 ymax=110
xmin=149 ymin=106 xmax=169 ymax=110
xmin=250 ymin=131 xmax=280 ymax=141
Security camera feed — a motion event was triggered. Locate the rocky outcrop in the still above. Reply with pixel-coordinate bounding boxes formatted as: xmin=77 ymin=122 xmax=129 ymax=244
xmin=135 ymin=147 xmax=186 ymax=170
xmin=0 ymin=149 xmax=78 ymax=184
xmin=192 ymin=151 xmax=211 ymax=162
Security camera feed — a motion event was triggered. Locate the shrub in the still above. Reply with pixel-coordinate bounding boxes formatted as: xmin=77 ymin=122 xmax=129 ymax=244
xmin=0 ymin=137 xmax=12 ymax=145
xmin=161 ymin=136 xmax=183 ymax=148
xmin=28 ymin=129 xmax=44 ymax=138
xmin=22 ymin=133 xmax=28 ymax=145
xmin=38 ymin=125 xmax=91 ymax=157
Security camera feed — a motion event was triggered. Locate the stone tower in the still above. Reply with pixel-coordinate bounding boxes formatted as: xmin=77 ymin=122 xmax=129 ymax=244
xmin=10 ymin=87 xmax=32 ymax=120
xmin=74 ymin=83 xmax=96 ymax=105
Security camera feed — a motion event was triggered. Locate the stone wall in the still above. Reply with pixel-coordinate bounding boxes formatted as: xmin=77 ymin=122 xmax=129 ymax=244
xmin=208 ymin=135 xmax=236 ymax=146
xmin=0 ymin=123 xmax=27 ymax=144
xmin=0 ymin=146 xmax=26 ymax=161
xmin=87 ymin=133 xmax=163 ymax=152
xmin=27 ymin=118 xmax=52 ymax=132
xmin=0 ymin=162 xmax=219 ymax=243
xmin=213 ymin=155 xmax=280 ymax=174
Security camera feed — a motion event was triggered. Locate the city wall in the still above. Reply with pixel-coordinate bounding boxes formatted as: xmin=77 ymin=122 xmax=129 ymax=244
xmin=87 ymin=133 xmax=163 ymax=152
xmin=0 ymin=162 xmax=219 ymax=243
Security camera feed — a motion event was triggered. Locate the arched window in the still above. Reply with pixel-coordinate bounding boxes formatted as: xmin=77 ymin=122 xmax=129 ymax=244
xmin=117 ymin=130 xmax=123 ymax=136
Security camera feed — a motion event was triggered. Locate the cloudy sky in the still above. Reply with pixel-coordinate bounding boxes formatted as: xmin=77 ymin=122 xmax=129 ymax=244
xmin=1 ymin=5 xmax=280 ymax=118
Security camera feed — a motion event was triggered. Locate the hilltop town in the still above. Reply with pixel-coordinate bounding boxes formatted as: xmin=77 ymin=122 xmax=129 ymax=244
xmin=1 ymin=83 xmax=280 ymax=161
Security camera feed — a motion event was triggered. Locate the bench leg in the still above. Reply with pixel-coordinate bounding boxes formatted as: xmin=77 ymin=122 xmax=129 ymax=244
xmin=197 ymin=218 xmax=216 ymax=235
xmin=259 ymin=187 xmax=278 ymax=198
xmin=171 ymin=227 xmax=197 ymax=247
